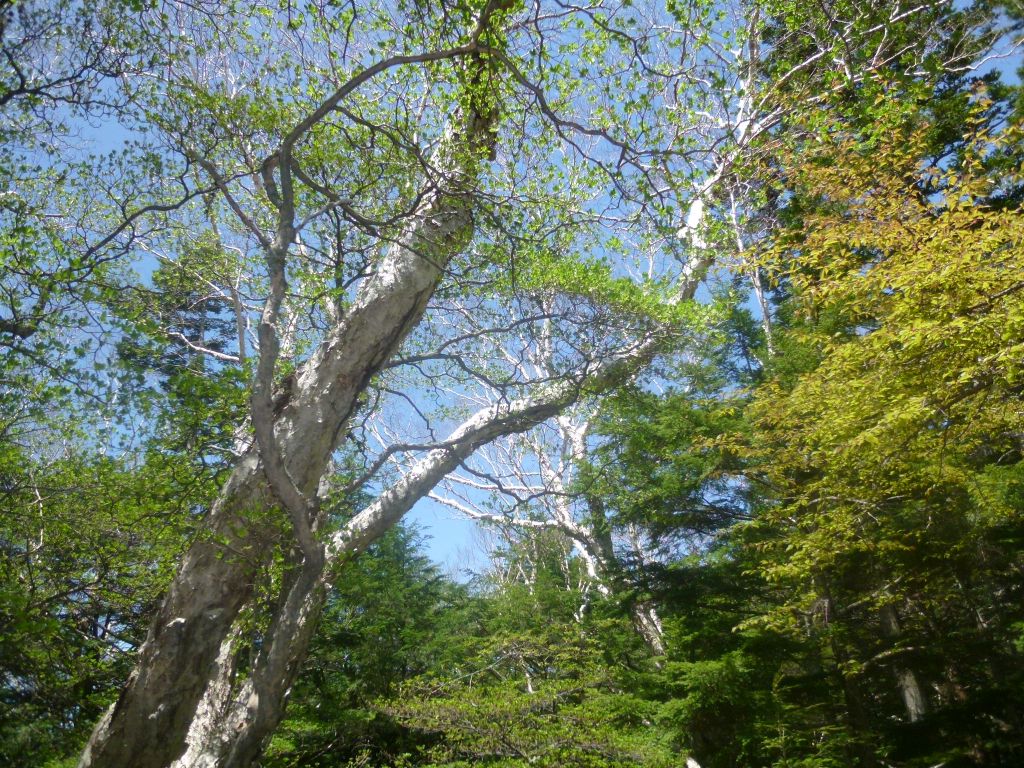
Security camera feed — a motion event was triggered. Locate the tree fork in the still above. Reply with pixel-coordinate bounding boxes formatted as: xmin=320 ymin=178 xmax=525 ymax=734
xmin=78 ymin=27 xmax=504 ymax=768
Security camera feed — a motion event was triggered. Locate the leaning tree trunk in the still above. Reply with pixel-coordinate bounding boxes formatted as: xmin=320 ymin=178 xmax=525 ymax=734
xmin=171 ymin=364 xmax=612 ymax=766
xmin=170 ymin=559 xmax=328 ymax=768
xmin=78 ymin=456 xmax=279 ymax=768
xmin=78 ymin=74 xmax=500 ymax=767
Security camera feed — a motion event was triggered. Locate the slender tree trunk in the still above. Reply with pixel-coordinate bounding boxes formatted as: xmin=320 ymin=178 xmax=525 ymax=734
xmin=828 ymin=632 xmax=880 ymax=768
xmin=815 ymin=585 xmax=880 ymax=768
xmin=629 ymin=599 xmax=666 ymax=656
xmin=879 ymin=603 xmax=928 ymax=723
xmin=585 ymin=504 xmax=666 ymax=657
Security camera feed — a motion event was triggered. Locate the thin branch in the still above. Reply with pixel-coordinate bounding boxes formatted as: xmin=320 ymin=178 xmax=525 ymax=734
xmin=192 ymin=155 xmax=272 ymax=249
xmin=166 ymin=332 xmax=241 ymax=363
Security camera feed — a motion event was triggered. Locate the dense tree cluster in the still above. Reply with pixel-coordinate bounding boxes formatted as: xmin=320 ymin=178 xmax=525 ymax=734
xmin=1 ymin=0 xmax=1022 ymax=767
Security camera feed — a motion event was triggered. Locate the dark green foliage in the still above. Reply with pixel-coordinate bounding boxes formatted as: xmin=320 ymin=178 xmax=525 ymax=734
xmin=385 ymin=531 xmax=675 ymax=768
xmin=264 ymin=524 xmax=476 ymax=767
xmin=0 ymin=448 xmax=197 ymax=765
xmin=587 ymin=387 xmax=748 ymax=542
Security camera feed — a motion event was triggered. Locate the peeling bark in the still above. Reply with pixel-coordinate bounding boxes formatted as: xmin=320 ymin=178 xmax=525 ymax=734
xmin=171 ymin=561 xmax=328 ymax=768
xmin=78 ymin=456 xmax=274 ymax=768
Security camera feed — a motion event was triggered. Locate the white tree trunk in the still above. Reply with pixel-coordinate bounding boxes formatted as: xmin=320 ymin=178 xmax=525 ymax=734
xmin=880 ymin=603 xmax=928 ymax=723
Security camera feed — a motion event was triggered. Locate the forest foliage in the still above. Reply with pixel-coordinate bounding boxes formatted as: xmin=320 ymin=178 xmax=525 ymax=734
xmin=1 ymin=0 xmax=1023 ymax=767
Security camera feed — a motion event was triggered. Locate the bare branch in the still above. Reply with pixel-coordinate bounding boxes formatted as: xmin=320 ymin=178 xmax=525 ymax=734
xmin=165 ymin=332 xmax=241 ymax=364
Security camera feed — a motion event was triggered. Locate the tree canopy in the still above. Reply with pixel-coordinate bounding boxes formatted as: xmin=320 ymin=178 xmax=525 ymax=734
xmin=0 ymin=0 xmax=1022 ymax=767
